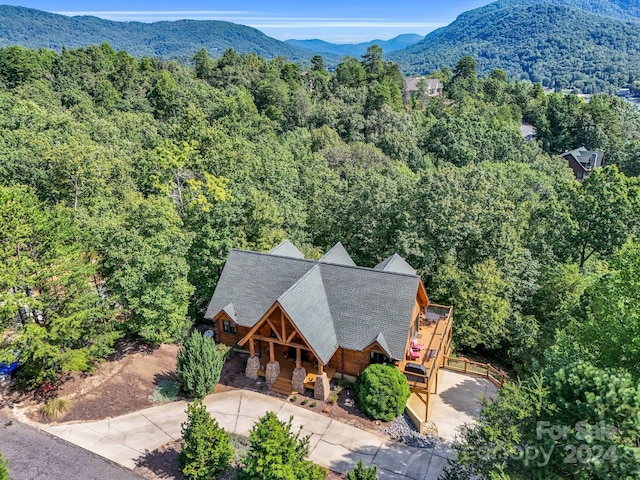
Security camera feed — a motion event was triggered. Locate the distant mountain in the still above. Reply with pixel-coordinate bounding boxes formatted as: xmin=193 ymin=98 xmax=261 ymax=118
xmin=285 ymin=34 xmax=424 ymax=58
xmin=0 ymin=5 xmax=334 ymax=63
xmin=389 ymin=0 xmax=640 ymax=91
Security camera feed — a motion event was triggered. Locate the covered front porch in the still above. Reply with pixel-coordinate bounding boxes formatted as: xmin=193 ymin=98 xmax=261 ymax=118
xmin=254 ymin=345 xmax=336 ymax=395
xmin=238 ymin=299 xmax=337 ymax=401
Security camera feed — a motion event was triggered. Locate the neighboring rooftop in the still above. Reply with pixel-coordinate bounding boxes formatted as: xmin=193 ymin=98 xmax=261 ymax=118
xmin=405 ymin=77 xmax=443 ymax=95
xmin=562 ymin=146 xmax=605 ymax=171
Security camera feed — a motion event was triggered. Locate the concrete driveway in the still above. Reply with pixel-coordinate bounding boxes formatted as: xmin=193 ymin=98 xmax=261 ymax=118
xmin=44 ymin=389 xmax=453 ymax=480
xmin=42 ymin=370 xmax=495 ymax=480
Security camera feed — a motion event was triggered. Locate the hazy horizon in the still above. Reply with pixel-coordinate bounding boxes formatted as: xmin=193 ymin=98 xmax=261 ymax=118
xmin=3 ymin=0 xmax=492 ymax=42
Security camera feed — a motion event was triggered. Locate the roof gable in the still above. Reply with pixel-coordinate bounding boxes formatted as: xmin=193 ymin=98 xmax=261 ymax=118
xmin=374 ymin=253 xmax=416 ymax=275
xmin=319 ymin=242 xmax=356 ymax=266
xmin=278 ymin=265 xmax=338 ymax=365
xmin=269 ymin=240 xmax=305 ymax=259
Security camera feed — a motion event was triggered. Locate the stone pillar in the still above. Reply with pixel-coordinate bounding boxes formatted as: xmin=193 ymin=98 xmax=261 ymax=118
xmin=291 ymin=366 xmax=307 ymax=393
xmin=265 ymin=361 xmax=280 ymax=389
xmin=245 ymin=355 xmax=260 ymax=380
xmin=314 ymin=372 xmax=330 ymax=401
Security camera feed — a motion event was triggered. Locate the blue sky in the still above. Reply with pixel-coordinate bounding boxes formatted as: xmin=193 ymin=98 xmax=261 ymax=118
xmin=6 ymin=0 xmax=492 ymax=42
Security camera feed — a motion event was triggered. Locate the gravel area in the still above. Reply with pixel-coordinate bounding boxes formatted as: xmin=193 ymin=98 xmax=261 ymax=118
xmin=384 ymin=414 xmax=437 ymax=449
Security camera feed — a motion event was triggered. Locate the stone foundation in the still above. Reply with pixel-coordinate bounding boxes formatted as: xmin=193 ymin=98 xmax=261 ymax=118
xmin=245 ymin=355 xmax=260 ymax=380
xmin=291 ymin=366 xmax=307 ymax=393
xmin=265 ymin=361 xmax=281 ymax=389
xmin=314 ymin=372 xmax=330 ymax=401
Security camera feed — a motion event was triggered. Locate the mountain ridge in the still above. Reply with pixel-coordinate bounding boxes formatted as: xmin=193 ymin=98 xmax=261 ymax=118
xmin=285 ymin=34 xmax=424 ymax=58
xmin=389 ymin=0 xmax=640 ymax=91
xmin=0 ymin=5 xmax=336 ymax=63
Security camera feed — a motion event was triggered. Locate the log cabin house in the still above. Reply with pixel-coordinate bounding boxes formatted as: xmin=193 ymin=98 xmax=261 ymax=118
xmin=204 ymin=240 xmax=453 ymax=415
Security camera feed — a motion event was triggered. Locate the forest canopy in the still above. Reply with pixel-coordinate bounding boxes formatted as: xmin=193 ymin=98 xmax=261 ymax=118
xmin=0 ymin=45 xmax=639 ymax=404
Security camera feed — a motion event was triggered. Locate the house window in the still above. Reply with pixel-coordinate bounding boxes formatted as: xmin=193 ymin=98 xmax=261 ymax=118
xmin=370 ymin=351 xmax=390 ymax=364
xmin=222 ymin=319 xmax=237 ymax=334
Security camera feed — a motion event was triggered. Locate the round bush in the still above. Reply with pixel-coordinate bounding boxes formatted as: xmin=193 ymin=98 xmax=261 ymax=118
xmin=354 ymin=363 xmax=410 ymax=421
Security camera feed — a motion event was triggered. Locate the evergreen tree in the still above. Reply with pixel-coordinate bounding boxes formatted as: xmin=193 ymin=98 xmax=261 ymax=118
xmin=0 ymin=451 xmax=8 ymax=480
xmin=240 ymin=412 xmax=326 ymax=480
xmin=346 ymin=460 xmax=377 ymax=480
xmin=176 ymin=330 xmax=228 ymax=399
xmin=178 ymin=400 xmax=233 ymax=480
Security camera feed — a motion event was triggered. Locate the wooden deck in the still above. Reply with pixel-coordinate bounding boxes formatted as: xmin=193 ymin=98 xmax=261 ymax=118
xmin=257 ymin=350 xmax=336 ymax=392
xmin=398 ymin=304 xmax=453 ymax=392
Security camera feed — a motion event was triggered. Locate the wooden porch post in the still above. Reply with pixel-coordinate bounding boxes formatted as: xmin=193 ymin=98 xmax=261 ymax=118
xmin=435 ymin=371 xmax=439 ymax=394
xmin=249 ymin=338 xmax=255 ymax=357
xmin=269 ymin=341 xmax=275 ymax=363
xmin=296 ymin=348 xmax=301 ymax=369
xmin=426 ymin=389 xmax=430 ymax=422
xmin=317 ymin=362 xmax=324 ymax=375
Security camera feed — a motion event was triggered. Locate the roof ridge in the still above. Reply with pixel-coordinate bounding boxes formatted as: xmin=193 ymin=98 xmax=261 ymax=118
xmin=230 ymin=248 xmax=420 ymax=279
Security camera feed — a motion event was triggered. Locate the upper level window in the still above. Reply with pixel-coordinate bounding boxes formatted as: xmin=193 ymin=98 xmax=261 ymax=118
xmin=370 ymin=351 xmax=390 ymax=364
xmin=222 ymin=319 xmax=237 ymax=334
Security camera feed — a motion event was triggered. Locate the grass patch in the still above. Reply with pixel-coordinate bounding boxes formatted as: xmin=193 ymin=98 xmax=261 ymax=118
xmin=149 ymin=380 xmax=181 ymax=404
xmin=40 ymin=398 xmax=70 ymax=420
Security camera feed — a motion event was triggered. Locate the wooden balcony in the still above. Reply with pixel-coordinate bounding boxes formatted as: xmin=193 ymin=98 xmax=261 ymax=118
xmin=398 ymin=304 xmax=453 ymax=392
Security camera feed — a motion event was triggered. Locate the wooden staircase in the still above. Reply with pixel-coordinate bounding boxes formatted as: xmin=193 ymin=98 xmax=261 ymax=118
xmin=270 ymin=376 xmax=293 ymax=395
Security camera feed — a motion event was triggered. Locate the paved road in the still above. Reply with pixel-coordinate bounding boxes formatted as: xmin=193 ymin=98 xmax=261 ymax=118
xmin=0 ymin=414 xmax=142 ymax=480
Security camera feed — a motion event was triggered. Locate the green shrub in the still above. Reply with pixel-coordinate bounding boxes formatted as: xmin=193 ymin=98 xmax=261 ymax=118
xmin=337 ymin=377 xmax=352 ymax=389
xmin=301 ymin=398 xmax=308 ymax=405
xmin=354 ymin=364 xmax=410 ymax=421
xmin=149 ymin=380 xmax=181 ymax=403
xmin=178 ymin=400 xmax=233 ymax=480
xmin=330 ymin=394 xmax=338 ymax=404
xmin=290 ymin=395 xmax=297 ymax=402
xmin=177 ymin=330 xmax=229 ymax=398
xmin=310 ymin=401 xmax=317 ymax=408
xmin=240 ymin=411 xmax=326 ymax=480
xmin=0 ymin=451 xmax=9 ymax=480
xmin=346 ymin=460 xmax=377 ymax=480
xmin=40 ymin=397 xmax=70 ymax=420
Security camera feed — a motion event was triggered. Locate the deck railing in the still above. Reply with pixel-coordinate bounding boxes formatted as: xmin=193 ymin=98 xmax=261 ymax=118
xmin=442 ymin=356 xmax=506 ymax=388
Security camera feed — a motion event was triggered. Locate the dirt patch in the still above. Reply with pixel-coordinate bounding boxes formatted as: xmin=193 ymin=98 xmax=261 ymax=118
xmin=9 ymin=342 xmax=180 ymax=423
xmin=60 ymin=343 xmax=179 ymax=422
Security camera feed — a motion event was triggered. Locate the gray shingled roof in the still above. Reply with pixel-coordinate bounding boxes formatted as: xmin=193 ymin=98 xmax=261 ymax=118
xmin=205 ymin=247 xmax=420 ymax=361
xmin=319 ymin=242 xmax=356 ymax=266
xmin=278 ymin=265 xmax=338 ymax=364
xmin=269 ymin=240 xmax=305 ymax=258
xmin=563 ymin=147 xmax=605 ymax=171
xmin=374 ymin=253 xmax=416 ymax=275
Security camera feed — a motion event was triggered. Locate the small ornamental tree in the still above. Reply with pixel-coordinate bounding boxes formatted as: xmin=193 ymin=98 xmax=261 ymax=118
xmin=177 ymin=330 xmax=229 ymax=398
xmin=178 ymin=400 xmax=233 ymax=480
xmin=0 ymin=451 xmax=9 ymax=480
xmin=346 ymin=460 xmax=377 ymax=480
xmin=354 ymin=363 xmax=410 ymax=421
xmin=240 ymin=411 xmax=327 ymax=480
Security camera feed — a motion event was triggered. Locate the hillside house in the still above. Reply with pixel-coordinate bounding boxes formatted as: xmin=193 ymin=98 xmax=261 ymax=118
xmin=205 ymin=241 xmax=453 ymax=411
xmin=405 ymin=77 xmax=444 ymax=99
xmin=562 ymin=146 xmax=604 ymax=181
